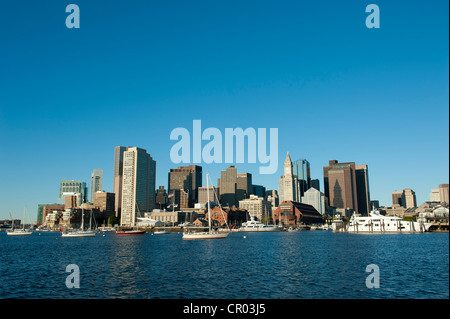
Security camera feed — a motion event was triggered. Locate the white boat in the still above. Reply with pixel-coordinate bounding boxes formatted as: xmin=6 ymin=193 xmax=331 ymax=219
xmin=331 ymin=215 xmax=346 ymax=232
xmin=183 ymin=173 xmax=229 ymax=240
xmin=347 ymin=208 xmax=433 ymax=233
xmin=154 ymin=229 xmax=167 ymax=234
xmin=238 ymin=216 xmax=283 ymax=232
xmin=6 ymin=210 xmax=33 ymax=236
xmin=62 ymin=209 xmax=96 ymax=237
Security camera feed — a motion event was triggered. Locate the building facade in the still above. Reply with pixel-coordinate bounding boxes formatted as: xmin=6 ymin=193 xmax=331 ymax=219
xmin=292 ymin=158 xmax=311 ymax=198
xmin=168 ymin=165 xmax=202 ymax=206
xmin=120 ymin=147 xmax=156 ymax=227
xmin=301 ymin=187 xmax=327 ymax=216
xmin=238 ymin=195 xmax=271 ymax=220
xmin=278 ymin=152 xmax=300 ymax=203
xmin=273 ymin=201 xmax=323 ymax=226
xmin=90 ymin=169 xmax=103 ymax=202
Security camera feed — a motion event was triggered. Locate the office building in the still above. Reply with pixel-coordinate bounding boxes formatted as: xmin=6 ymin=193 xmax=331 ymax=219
xmin=292 ymin=158 xmax=311 ymax=198
xmin=236 ymin=172 xmax=252 ymax=202
xmin=59 ymin=180 xmax=87 ymax=205
xmin=217 ymin=166 xmax=252 ymax=207
xmin=311 ymin=179 xmax=320 ymax=192
xmin=323 ymin=160 xmax=370 ymax=215
xmin=120 ymin=147 xmax=156 ymax=227
xmin=278 ymin=152 xmax=300 ymax=203
xmin=90 ymin=169 xmax=103 ymax=202
xmin=439 ymin=184 xmax=449 ymax=203
xmin=239 ymin=195 xmax=272 ymax=220
xmin=94 ymin=192 xmax=115 ymax=212
xmin=301 ymin=187 xmax=327 ymax=216
xmin=155 ymin=186 xmax=168 ymax=209
xmin=168 ymin=165 xmax=202 ymax=206
xmin=392 ymin=188 xmax=417 ymax=208
xmin=113 ymin=146 xmax=130 ymax=217
xmin=198 ymin=186 xmax=219 ymax=204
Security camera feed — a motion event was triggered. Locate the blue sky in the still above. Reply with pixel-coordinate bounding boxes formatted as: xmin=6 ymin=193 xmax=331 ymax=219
xmin=0 ymin=0 xmax=448 ymax=221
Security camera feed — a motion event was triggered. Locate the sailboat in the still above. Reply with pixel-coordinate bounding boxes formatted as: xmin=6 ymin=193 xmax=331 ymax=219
xmin=182 ymin=173 xmax=229 ymax=240
xmin=61 ymin=208 xmax=96 ymax=237
xmin=6 ymin=209 xmax=33 ymax=236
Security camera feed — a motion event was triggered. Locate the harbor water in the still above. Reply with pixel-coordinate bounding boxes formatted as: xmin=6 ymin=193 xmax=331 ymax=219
xmin=0 ymin=230 xmax=448 ymax=299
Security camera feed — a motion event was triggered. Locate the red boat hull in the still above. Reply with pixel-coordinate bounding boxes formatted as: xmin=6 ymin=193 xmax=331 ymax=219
xmin=115 ymin=230 xmax=146 ymax=235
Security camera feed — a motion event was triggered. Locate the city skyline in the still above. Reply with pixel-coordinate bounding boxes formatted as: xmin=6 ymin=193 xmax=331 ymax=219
xmin=0 ymin=0 xmax=448 ymax=221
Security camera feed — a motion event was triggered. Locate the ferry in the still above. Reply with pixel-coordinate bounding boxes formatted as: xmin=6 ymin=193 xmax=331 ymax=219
xmin=347 ymin=208 xmax=432 ymax=233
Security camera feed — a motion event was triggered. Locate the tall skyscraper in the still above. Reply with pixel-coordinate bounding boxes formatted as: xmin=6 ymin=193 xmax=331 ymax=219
xmin=168 ymin=165 xmax=202 ymax=206
xmin=218 ymin=166 xmax=238 ymax=207
xmin=278 ymin=152 xmax=300 ymax=203
xmin=355 ymin=164 xmax=370 ymax=216
xmin=323 ymin=160 xmax=359 ymax=213
xmin=236 ymin=172 xmax=252 ymax=202
xmin=90 ymin=169 xmax=103 ymax=202
xmin=120 ymin=147 xmax=156 ymax=227
xmin=292 ymin=158 xmax=311 ymax=198
xmin=113 ymin=146 xmax=130 ymax=217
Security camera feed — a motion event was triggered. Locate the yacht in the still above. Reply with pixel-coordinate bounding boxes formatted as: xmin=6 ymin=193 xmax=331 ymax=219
xmin=347 ymin=209 xmax=433 ymax=233
xmin=238 ymin=216 xmax=283 ymax=232
xmin=331 ymin=215 xmax=345 ymax=232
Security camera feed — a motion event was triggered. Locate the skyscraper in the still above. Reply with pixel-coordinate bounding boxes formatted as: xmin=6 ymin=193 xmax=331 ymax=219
xmin=392 ymin=189 xmax=417 ymax=208
xmin=113 ymin=146 xmax=130 ymax=217
xmin=59 ymin=180 xmax=87 ymax=206
xmin=90 ymin=169 xmax=103 ymax=202
xmin=218 ymin=166 xmax=238 ymax=207
xmin=120 ymin=147 xmax=156 ymax=227
xmin=292 ymin=158 xmax=311 ymax=198
xmin=278 ymin=152 xmax=300 ymax=202
xmin=323 ymin=160 xmax=358 ymax=213
xmin=439 ymin=184 xmax=449 ymax=203
xmin=301 ymin=187 xmax=327 ymax=216
xmin=355 ymin=164 xmax=370 ymax=216
xmin=168 ymin=165 xmax=202 ymax=206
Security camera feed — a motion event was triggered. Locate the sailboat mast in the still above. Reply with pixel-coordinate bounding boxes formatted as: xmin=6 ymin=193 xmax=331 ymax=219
xmin=207 ymin=173 xmax=211 ymax=232
xmin=81 ymin=208 xmax=84 ymax=230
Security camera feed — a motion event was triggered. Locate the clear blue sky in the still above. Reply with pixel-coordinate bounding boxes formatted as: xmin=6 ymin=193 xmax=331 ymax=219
xmin=0 ymin=0 xmax=448 ymax=222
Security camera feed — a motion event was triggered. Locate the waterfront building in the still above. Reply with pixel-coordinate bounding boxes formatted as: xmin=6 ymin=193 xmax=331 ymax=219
xmin=273 ymin=201 xmax=323 ymax=226
xmin=90 ymin=169 xmax=103 ymax=202
xmin=278 ymin=152 xmax=301 ymax=203
xmin=59 ymin=180 xmax=87 ymax=205
xmin=292 ymin=158 xmax=311 ymax=198
xmin=266 ymin=190 xmax=279 ymax=214
xmin=439 ymin=184 xmax=449 ymax=203
xmin=168 ymin=165 xmax=202 ymax=207
xmin=301 ymin=187 xmax=327 ymax=216
xmin=238 ymin=195 xmax=272 ymax=220
xmin=208 ymin=206 xmax=249 ymax=228
xmin=120 ymin=147 xmax=156 ymax=227
xmin=37 ymin=203 xmax=64 ymax=224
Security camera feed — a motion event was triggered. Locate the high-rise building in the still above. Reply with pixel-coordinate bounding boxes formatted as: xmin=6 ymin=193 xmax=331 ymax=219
xmin=120 ymin=147 xmax=156 ymax=227
xmin=278 ymin=152 xmax=300 ymax=203
xmin=93 ymin=192 xmax=115 ymax=212
xmin=355 ymin=164 xmax=370 ymax=216
xmin=392 ymin=190 xmax=403 ymax=206
xmin=301 ymin=187 xmax=327 ymax=216
xmin=90 ymin=169 xmax=103 ymax=202
xmin=113 ymin=146 xmax=130 ymax=217
xmin=217 ymin=166 xmax=238 ymax=207
xmin=311 ymin=179 xmax=320 ymax=192
xmin=236 ymin=172 xmax=252 ymax=202
xmin=430 ymin=189 xmax=440 ymax=202
xmin=168 ymin=165 xmax=202 ymax=206
xmin=59 ymin=180 xmax=87 ymax=205
xmin=292 ymin=158 xmax=311 ymax=198
xmin=323 ymin=160 xmax=370 ymax=215
xmin=198 ymin=186 xmax=219 ymax=204
xmin=439 ymin=184 xmax=449 ymax=203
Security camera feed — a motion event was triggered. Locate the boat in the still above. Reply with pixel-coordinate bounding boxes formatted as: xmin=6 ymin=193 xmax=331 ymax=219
xmin=6 ymin=210 xmax=33 ymax=236
xmin=331 ymin=215 xmax=345 ymax=232
xmin=238 ymin=216 xmax=283 ymax=232
xmin=183 ymin=173 xmax=229 ymax=240
xmin=154 ymin=229 xmax=167 ymax=234
xmin=115 ymin=229 xmax=146 ymax=235
xmin=62 ymin=209 xmax=96 ymax=237
xmin=347 ymin=208 xmax=433 ymax=233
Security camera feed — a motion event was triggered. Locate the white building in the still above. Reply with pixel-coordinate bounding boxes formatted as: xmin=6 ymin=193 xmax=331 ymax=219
xmin=239 ymin=195 xmax=271 ymax=220
xmin=121 ymin=147 xmax=156 ymax=227
xmin=278 ymin=152 xmax=300 ymax=203
xmin=301 ymin=187 xmax=327 ymax=216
